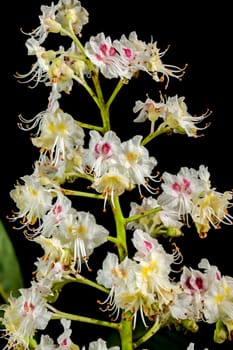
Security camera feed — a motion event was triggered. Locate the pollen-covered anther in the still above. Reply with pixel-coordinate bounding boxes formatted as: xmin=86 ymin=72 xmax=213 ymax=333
xmin=159 ymin=76 xmax=165 ymax=83
xmin=83 ymin=256 xmax=92 ymax=272
xmin=179 ymin=62 xmax=189 ymax=75
xmin=23 ymin=229 xmax=28 ymax=235
xmin=51 ymin=77 xmax=59 ymax=84
xmin=199 ymin=232 xmax=208 ymax=239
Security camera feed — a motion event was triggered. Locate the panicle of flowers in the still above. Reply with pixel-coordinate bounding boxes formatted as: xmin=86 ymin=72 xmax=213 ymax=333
xmin=16 ymin=0 xmax=187 ymax=95
xmin=2 ymin=0 xmax=233 ymax=349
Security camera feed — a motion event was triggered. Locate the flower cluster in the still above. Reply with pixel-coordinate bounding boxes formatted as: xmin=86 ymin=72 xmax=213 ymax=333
xmin=1 ymin=0 xmax=233 ymax=349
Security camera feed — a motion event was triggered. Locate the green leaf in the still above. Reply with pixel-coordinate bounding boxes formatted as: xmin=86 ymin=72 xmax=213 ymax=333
xmin=0 ymin=219 xmax=23 ymax=302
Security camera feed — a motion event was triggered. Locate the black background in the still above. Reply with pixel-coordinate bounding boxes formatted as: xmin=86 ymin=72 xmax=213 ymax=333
xmin=1 ymin=1 xmax=233 ymax=349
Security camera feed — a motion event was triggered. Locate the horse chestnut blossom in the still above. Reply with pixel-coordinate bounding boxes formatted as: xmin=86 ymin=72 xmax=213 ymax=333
xmin=157 ymin=165 xmax=233 ymax=237
xmin=0 ymin=283 xmax=53 ymax=349
xmin=9 ymin=174 xmax=54 ymax=231
xmin=1 ymin=0 xmax=233 ymax=349
xmin=84 ymin=131 xmax=158 ymax=205
xmin=170 ymin=258 xmax=233 ymax=339
xmin=126 ymin=196 xmax=184 ymax=237
xmin=133 ymin=95 xmax=211 ymax=137
xmin=85 ymin=30 xmax=187 ymax=84
xmin=96 ymin=230 xmax=180 ymax=329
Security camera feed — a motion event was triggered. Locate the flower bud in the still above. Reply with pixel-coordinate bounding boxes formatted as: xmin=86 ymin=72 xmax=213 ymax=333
xmin=214 ymin=320 xmax=228 ymax=344
xmin=44 ymin=18 xmax=62 ymax=33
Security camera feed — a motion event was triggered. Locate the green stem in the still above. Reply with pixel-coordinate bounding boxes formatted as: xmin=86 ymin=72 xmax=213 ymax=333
xmin=119 ymin=311 xmax=133 ymax=350
xmin=73 ymin=75 xmax=101 ymax=109
xmin=141 ymin=126 xmax=172 ymax=146
xmin=29 ymin=336 xmax=38 ymax=349
xmin=87 ymin=67 xmax=110 ymax=132
xmin=76 ymin=120 xmax=104 ymax=132
xmin=111 ymin=196 xmax=128 ymax=261
xmin=70 ymin=33 xmax=110 ymax=131
xmin=61 ymin=188 xmax=103 ymax=200
xmin=48 ymin=304 xmax=119 ymax=330
xmin=124 ymin=207 xmax=162 ymax=224
xmin=62 ymin=25 xmax=123 ymax=133
xmin=133 ymin=318 xmax=160 ymax=348
xmin=100 ymin=103 xmax=111 ymax=132
xmin=107 ymin=236 xmax=118 ymax=245
xmin=60 ymin=27 xmax=86 ymax=57
xmin=53 ymin=275 xmax=109 ymax=294
xmin=63 ymin=27 xmax=108 ymax=128
xmin=63 ymin=172 xmax=94 ymax=183
xmin=106 ymin=79 xmax=125 ymax=110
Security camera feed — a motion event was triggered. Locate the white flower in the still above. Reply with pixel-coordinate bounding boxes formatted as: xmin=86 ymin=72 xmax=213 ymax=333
xmin=97 ymin=231 xmax=179 ymax=328
xmin=187 ymin=343 xmax=208 ymax=350
xmin=127 ymin=196 xmax=183 ymax=234
xmin=9 ymin=175 xmax=53 ymax=231
xmin=0 ymin=284 xmax=52 ymax=349
xmin=113 ymin=31 xmax=149 ymax=79
xmin=56 ymin=0 xmax=89 ymax=34
xmin=86 ymin=338 xmax=120 ymax=350
xmin=84 ymin=130 xmax=122 ymax=178
xmin=37 ymin=334 xmax=57 ymax=350
xmin=85 ymin=33 xmax=126 ymax=79
xmin=170 ymin=258 xmax=224 ymax=322
xmin=21 ymin=3 xmax=59 ymax=44
xmin=15 ymin=38 xmax=55 ymax=87
xmin=96 ymin=252 xmax=119 ymax=289
xmin=157 ymin=166 xmax=202 ymax=221
xmin=119 ymin=135 xmax=158 ymax=195
xmin=37 ymin=193 xmax=73 ymax=237
xmin=91 ymin=167 xmax=131 ymax=210
xmin=37 ymin=318 xmax=78 ymax=349
xmin=191 ymin=188 xmax=233 ymax=237
xmin=31 ymin=107 xmax=85 ymax=167
xmin=162 ymin=95 xmax=211 ymax=137
xmin=133 ymin=97 xmax=166 ymax=133
xmin=34 ymin=235 xmax=74 ymax=277
xmin=157 ymin=165 xmax=233 ymax=235
xmin=145 ymin=41 xmax=187 ymax=88
xmin=34 ymin=256 xmax=65 ymax=286
xmin=55 ymin=209 xmax=109 ymax=271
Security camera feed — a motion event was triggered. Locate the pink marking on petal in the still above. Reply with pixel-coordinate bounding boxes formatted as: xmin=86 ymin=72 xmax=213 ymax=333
xmin=23 ymin=301 xmax=35 ymax=313
xmin=195 ymin=277 xmax=204 ymax=290
xmin=183 ymin=178 xmax=192 ymax=194
xmin=216 ymin=271 xmax=221 ymax=281
xmin=123 ymin=48 xmax=133 ymax=58
xmin=184 ymin=276 xmax=193 ymax=290
xmin=101 ymin=142 xmax=111 ymax=155
xmin=172 ymin=182 xmax=181 ymax=192
xmin=183 ymin=178 xmax=190 ymax=189
xmin=52 ymin=204 xmax=62 ymax=216
xmin=61 ymin=338 xmax=68 ymax=346
xmin=100 ymin=43 xmax=108 ymax=56
xmin=109 ymin=46 xmax=116 ymax=56
xmin=95 ymin=53 xmax=103 ymax=61
xmin=94 ymin=143 xmax=100 ymax=155
xmin=144 ymin=240 xmax=153 ymax=252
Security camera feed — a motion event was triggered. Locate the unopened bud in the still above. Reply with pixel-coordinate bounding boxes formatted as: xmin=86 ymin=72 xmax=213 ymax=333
xmin=214 ymin=320 xmax=228 ymax=344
